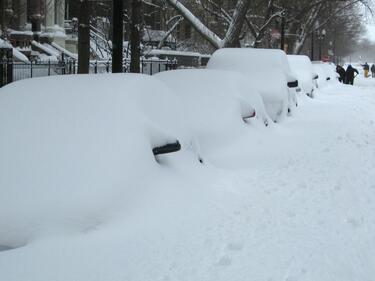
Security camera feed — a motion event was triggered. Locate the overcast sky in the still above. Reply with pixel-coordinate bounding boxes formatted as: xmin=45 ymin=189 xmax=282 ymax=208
xmin=365 ymin=24 xmax=375 ymax=42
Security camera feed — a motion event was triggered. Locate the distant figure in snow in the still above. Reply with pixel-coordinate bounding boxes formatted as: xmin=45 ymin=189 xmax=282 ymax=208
xmin=336 ymin=65 xmax=346 ymax=83
xmin=345 ymin=65 xmax=359 ymax=85
xmin=371 ymin=64 xmax=375 ymax=78
xmin=362 ymin=62 xmax=370 ymax=77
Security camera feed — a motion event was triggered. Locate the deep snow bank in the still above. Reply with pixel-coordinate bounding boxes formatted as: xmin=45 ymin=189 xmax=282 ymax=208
xmin=0 ymin=73 xmax=375 ymax=281
xmin=0 ymin=74 xmax=193 ymax=248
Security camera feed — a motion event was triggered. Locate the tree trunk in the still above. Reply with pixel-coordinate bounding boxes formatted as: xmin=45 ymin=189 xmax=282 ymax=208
xmin=166 ymin=0 xmax=221 ymax=49
xmin=221 ymin=0 xmax=251 ymax=48
xmin=130 ymin=0 xmax=141 ymax=73
xmin=112 ymin=0 xmax=123 ymax=73
xmin=78 ymin=0 xmax=90 ymax=74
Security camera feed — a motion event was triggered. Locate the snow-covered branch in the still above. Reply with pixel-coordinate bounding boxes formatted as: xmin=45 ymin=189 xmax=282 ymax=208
xmin=157 ymin=16 xmax=184 ymax=49
xmin=166 ymin=0 xmax=222 ymax=49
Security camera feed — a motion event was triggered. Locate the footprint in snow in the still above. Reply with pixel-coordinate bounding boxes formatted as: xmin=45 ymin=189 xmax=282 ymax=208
xmin=227 ymin=241 xmax=244 ymax=252
xmin=346 ymin=217 xmax=363 ymax=228
xmin=216 ymin=255 xmax=232 ymax=267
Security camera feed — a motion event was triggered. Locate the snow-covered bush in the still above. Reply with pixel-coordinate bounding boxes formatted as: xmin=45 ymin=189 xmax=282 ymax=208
xmin=206 ymin=48 xmax=298 ymax=122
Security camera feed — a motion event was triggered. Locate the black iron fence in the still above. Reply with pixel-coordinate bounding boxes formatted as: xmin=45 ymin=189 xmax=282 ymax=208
xmin=0 ymin=48 xmax=13 ymax=87
xmin=0 ymin=58 xmax=178 ymax=87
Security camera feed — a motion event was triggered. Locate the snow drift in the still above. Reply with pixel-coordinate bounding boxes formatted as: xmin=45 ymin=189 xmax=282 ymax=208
xmin=1 ymin=62 xmax=375 ymax=281
xmin=0 ymin=74 xmax=191 ymax=249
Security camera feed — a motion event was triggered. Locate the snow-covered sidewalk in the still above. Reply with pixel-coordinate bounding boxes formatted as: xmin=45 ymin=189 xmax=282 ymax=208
xmin=1 ymin=76 xmax=375 ymax=281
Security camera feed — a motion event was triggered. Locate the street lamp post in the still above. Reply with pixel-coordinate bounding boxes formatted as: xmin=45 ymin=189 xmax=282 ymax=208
xmin=112 ymin=0 xmax=124 ymax=73
xmin=317 ymin=28 xmax=326 ymax=61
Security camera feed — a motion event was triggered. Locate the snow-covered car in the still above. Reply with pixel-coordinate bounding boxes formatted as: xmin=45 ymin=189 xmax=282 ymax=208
xmin=206 ymin=48 xmax=299 ymax=122
xmin=287 ymin=55 xmax=318 ymax=98
xmin=312 ymin=61 xmax=339 ymax=88
xmin=0 ymin=74 xmax=191 ymax=251
xmin=155 ymin=69 xmax=271 ymax=162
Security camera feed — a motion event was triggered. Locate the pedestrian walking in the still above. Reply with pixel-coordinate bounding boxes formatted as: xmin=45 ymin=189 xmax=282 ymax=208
xmin=362 ymin=62 xmax=370 ymax=78
xmin=371 ymin=64 xmax=375 ymax=78
xmin=345 ymin=65 xmax=359 ymax=85
xmin=336 ymin=65 xmax=346 ymax=83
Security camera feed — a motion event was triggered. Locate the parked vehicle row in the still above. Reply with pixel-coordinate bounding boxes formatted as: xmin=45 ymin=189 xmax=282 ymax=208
xmin=0 ymin=49 xmax=339 ymax=205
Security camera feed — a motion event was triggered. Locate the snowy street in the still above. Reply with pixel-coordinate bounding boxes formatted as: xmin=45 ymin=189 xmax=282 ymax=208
xmin=0 ymin=73 xmax=375 ymax=281
xmin=2 ymin=0 xmax=375 ymax=279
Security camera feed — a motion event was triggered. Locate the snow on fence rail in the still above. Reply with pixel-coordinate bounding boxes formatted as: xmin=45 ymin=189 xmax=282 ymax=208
xmin=0 ymin=58 xmax=177 ymax=87
xmin=145 ymin=49 xmax=211 ymax=67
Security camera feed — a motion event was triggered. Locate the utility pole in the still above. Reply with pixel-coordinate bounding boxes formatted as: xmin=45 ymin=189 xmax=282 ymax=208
xmin=318 ymin=29 xmax=326 ymax=61
xmin=112 ymin=0 xmax=123 ymax=73
xmin=78 ymin=0 xmax=90 ymax=74
xmin=130 ymin=0 xmax=141 ymax=73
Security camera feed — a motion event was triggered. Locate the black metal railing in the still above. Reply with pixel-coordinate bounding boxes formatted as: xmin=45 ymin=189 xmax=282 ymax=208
xmin=0 ymin=48 xmax=13 ymax=87
xmin=0 ymin=58 xmax=178 ymax=88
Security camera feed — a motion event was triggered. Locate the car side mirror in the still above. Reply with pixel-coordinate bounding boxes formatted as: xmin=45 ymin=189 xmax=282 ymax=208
xmin=153 ymin=141 xmax=181 ymax=156
xmin=242 ymin=109 xmax=256 ymax=123
xmin=287 ymin=80 xmax=298 ymax=88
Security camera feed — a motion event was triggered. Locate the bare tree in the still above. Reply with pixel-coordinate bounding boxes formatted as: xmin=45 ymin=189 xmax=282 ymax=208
xmin=166 ymin=0 xmax=251 ymax=49
xmin=157 ymin=15 xmax=184 ymax=49
xmin=281 ymin=0 xmax=373 ymax=54
xmin=130 ymin=0 xmax=142 ymax=73
xmin=246 ymin=0 xmax=283 ymax=48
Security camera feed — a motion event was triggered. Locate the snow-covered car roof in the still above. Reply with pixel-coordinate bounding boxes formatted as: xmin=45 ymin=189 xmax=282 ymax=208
xmin=155 ymin=69 xmax=270 ymax=160
xmin=207 ymin=48 xmax=296 ymax=121
xmin=0 ymin=74 xmax=187 ymax=247
xmin=312 ymin=62 xmax=339 ymax=87
xmin=287 ymin=55 xmax=315 ymax=97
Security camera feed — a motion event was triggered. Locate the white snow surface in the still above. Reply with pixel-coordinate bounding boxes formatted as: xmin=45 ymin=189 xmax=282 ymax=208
xmin=1 ymin=72 xmax=375 ymax=281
